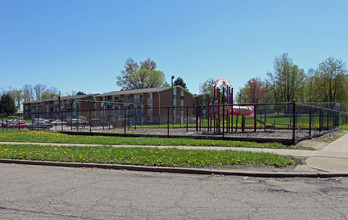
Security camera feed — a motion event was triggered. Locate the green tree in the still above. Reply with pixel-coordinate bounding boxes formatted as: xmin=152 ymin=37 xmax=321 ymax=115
xmin=304 ymin=68 xmax=315 ymax=102
xmin=267 ymin=53 xmax=306 ymax=102
xmin=8 ymin=88 xmax=23 ymax=112
xmin=245 ymin=78 xmax=268 ymax=103
xmin=0 ymin=94 xmax=16 ymax=114
xmin=173 ymin=77 xmax=188 ymax=90
xmin=76 ymin=91 xmax=86 ymax=95
xmin=40 ymin=87 xmax=59 ymax=100
xmin=199 ymin=78 xmax=215 ymax=98
xmin=41 ymin=93 xmax=59 ymax=100
xmin=116 ymin=58 xmax=165 ymax=90
xmin=311 ymin=57 xmax=348 ymax=108
xmin=235 ymin=87 xmax=249 ymax=104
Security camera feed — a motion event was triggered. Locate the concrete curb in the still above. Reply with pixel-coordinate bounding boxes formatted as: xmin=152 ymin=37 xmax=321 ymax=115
xmin=1 ymin=158 xmax=348 ymax=178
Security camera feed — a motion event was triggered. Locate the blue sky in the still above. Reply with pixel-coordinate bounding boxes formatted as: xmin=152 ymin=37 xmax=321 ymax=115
xmin=1 ymin=0 xmax=347 ymax=96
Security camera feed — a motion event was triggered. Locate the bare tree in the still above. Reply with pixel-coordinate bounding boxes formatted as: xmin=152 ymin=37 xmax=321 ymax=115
xmin=33 ymin=84 xmax=47 ymax=100
xmin=23 ymin=84 xmax=34 ymax=102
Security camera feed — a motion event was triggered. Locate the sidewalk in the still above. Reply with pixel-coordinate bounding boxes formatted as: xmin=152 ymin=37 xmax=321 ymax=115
xmin=295 ymin=132 xmax=348 ymax=173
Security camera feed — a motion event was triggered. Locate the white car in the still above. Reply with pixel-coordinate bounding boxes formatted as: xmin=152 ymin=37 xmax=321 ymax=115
xmin=51 ymin=119 xmax=67 ymax=126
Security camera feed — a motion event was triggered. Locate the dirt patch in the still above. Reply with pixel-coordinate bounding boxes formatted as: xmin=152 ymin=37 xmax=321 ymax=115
xmin=296 ymin=130 xmax=348 ymax=150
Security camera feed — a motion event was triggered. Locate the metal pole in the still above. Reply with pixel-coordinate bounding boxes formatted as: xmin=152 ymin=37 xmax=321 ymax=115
xmin=196 ymin=97 xmax=198 ymax=131
xmin=213 ymin=87 xmax=216 ymax=133
xmin=319 ymin=109 xmax=323 ymax=132
xmin=124 ymin=106 xmax=126 ymax=134
xmin=70 ymin=101 xmax=73 ymax=131
xmin=199 ymin=103 xmax=202 ymax=131
xmin=89 ymin=110 xmax=92 ymax=133
xmin=222 ymin=87 xmax=225 ymax=136
xmin=292 ymin=101 xmax=296 ymax=145
xmin=231 ymin=87 xmax=234 ymax=133
xmin=77 ymin=101 xmax=80 ymax=131
xmin=254 ymin=104 xmax=257 ymax=132
xmin=327 ymin=110 xmax=329 ymax=130
xmin=207 ymin=97 xmax=210 ymax=132
xmin=242 ymin=116 xmax=245 ymax=132
xmin=186 ymin=106 xmax=188 ymax=132
xmin=108 ymin=103 xmax=111 ymax=131
xmin=102 ymin=104 xmax=105 ymax=131
xmin=158 ymin=106 xmax=161 ymax=128
xmin=167 ymin=107 xmax=170 ymax=137
xmin=171 ymin=76 xmax=174 ymax=126
xmin=217 ymin=88 xmax=220 ymax=133
xmin=309 ymin=106 xmax=312 ymax=137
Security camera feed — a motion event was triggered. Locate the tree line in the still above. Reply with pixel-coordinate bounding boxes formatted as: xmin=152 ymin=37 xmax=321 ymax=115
xmin=0 ymin=83 xmax=87 ymax=114
xmin=200 ymin=53 xmax=348 ymax=110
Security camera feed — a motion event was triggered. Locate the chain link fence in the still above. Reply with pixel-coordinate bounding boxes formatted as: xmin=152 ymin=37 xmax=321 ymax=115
xmin=1 ymin=102 xmax=341 ymax=145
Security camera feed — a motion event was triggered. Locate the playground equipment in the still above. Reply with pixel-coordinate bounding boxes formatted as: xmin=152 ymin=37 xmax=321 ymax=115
xmin=195 ymin=78 xmax=257 ymax=133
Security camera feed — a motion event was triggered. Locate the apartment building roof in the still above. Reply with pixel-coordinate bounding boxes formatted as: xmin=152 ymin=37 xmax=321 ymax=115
xmin=24 ymin=94 xmax=99 ymax=104
xmin=95 ymin=86 xmax=192 ymax=97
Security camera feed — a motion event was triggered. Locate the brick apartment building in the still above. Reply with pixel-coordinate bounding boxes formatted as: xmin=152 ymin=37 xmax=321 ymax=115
xmin=23 ymin=94 xmax=97 ymax=120
xmin=23 ymin=86 xmax=193 ymax=124
xmin=95 ymin=86 xmax=193 ymax=124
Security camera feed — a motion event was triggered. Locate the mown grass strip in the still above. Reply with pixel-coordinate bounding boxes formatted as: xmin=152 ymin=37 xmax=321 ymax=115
xmin=0 ymin=144 xmax=302 ymax=168
xmin=339 ymin=124 xmax=348 ymax=130
xmin=0 ymin=130 xmax=314 ymax=150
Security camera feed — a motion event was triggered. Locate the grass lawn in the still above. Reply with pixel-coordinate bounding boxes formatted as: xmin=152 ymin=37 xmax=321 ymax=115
xmin=0 ymin=130 xmax=314 ymax=150
xmin=0 ymin=144 xmax=302 ymax=168
xmin=339 ymin=124 xmax=348 ymax=130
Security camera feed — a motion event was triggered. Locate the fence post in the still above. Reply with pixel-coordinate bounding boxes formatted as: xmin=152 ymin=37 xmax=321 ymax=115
xmin=309 ymin=106 xmax=312 ymax=137
xmin=167 ymin=107 xmax=170 ymax=137
xmin=207 ymin=99 xmax=210 ymax=131
xmin=159 ymin=107 xmax=161 ymax=128
xmin=319 ymin=109 xmax=323 ymax=132
xmin=186 ymin=106 xmax=188 ymax=132
xmin=222 ymin=104 xmax=225 ymax=137
xmin=292 ymin=101 xmax=296 ymax=145
xmin=254 ymin=104 xmax=257 ymax=132
xmin=196 ymin=97 xmax=198 ymax=131
xmin=124 ymin=107 xmax=126 ymax=134
xmin=89 ymin=110 xmax=92 ymax=133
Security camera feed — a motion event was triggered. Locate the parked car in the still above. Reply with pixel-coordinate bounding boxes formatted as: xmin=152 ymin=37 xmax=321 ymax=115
xmin=90 ymin=119 xmax=102 ymax=127
xmin=51 ymin=119 xmax=67 ymax=126
xmin=33 ymin=118 xmax=50 ymax=123
xmin=7 ymin=121 xmax=29 ymax=129
xmin=67 ymin=119 xmax=88 ymax=128
xmin=1 ymin=122 xmax=7 ymax=128
xmin=27 ymin=121 xmax=53 ymax=130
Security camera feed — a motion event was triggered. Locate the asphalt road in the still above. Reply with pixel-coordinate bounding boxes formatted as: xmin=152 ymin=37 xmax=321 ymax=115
xmin=1 ymin=163 xmax=348 ymax=219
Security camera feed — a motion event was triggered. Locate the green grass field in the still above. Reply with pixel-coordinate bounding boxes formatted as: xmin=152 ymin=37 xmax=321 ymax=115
xmin=339 ymin=124 xmax=348 ymax=130
xmin=0 ymin=130 xmax=314 ymax=150
xmin=0 ymin=144 xmax=302 ymax=168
